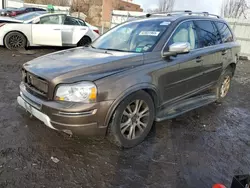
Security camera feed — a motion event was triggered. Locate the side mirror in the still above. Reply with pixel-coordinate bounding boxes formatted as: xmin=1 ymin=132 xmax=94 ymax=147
xmin=32 ymin=18 xmax=40 ymax=24
xmin=162 ymin=42 xmax=191 ymax=57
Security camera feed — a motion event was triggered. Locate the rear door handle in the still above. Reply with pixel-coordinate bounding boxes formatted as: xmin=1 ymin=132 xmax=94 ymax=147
xmin=196 ymin=56 xmax=203 ymax=63
xmin=53 ymin=29 xmax=61 ymax=31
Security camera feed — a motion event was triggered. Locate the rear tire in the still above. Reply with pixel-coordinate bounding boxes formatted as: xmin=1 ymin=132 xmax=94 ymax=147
xmin=108 ymin=91 xmax=155 ymax=148
xmin=77 ymin=36 xmax=91 ymax=47
xmin=216 ymin=68 xmax=233 ymax=103
xmin=4 ymin=32 xmax=27 ymax=50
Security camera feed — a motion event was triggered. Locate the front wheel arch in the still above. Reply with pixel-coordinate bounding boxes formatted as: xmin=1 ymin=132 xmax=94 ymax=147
xmin=104 ymin=85 xmax=159 ymax=133
xmin=107 ymin=90 xmax=155 ymax=148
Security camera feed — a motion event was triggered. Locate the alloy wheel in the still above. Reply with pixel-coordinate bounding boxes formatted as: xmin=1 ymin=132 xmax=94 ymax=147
xmin=9 ymin=35 xmax=24 ymax=49
xmin=120 ymin=100 xmax=150 ymax=140
xmin=220 ymin=76 xmax=231 ymax=98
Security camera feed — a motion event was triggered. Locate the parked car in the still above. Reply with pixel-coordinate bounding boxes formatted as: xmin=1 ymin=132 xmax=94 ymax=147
xmin=85 ymin=22 xmax=100 ymax=34
xmin=0 ymin=8 xmax=17 ymax=17
xmin=17 ymin=11 xmax=240 ymax=148
xmin=0 ymin=12 xmax=99 ymax=49
xmin=3 ymin=7 xmax=46 ymax=17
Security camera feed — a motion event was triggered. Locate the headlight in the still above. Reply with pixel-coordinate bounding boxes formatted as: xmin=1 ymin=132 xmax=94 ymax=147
xmin=55 ymin=82 xmax=97 ymax=103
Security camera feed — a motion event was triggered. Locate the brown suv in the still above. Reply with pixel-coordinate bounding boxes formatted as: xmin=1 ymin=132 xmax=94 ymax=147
xmin=17 ymin=11 xmax=240 ymax=148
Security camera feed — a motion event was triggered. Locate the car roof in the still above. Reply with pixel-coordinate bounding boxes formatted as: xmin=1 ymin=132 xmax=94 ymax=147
xmin=128 ymin=12 xmax=226 ymax=24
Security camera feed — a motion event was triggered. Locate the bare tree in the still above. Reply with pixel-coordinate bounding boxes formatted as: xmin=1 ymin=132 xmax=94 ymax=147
xmin=147 ymin=0 xmax=175 ymax=13
xmin=54 ymin=0 xmax=69 ymax=6
xmin=222 ymin=0 xmax=249 ymax=18
xmin=158 ymin=0 xmax=175 ymax=12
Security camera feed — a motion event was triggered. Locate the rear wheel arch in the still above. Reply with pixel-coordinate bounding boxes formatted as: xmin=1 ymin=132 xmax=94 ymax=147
xmin=229 ymin=62 xmax=236 ymax=74
xmin=104 ymin=84 xmax=159 ymax=132
xmin=77 ymin=35 xmax=92 ymax=46
xmin=226 ymin=62 xmax=236 ymax=76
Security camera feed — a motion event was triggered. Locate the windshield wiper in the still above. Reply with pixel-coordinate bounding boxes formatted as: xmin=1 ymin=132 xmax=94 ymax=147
xmin=100 ymin=48 xmax=129 ymax=52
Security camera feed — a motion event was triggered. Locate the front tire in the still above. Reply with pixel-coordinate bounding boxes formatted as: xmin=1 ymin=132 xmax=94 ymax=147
xmin=216 ymin=68 xmax=233 ymax=103
xmin=4 ymin=32 xmax=27 ymax=50
xmin=108 ymin=91 xmax=155 ymax=148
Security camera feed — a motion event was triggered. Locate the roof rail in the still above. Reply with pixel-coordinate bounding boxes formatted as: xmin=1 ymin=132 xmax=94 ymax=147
xmin=145 ymin=10 xmax=220 ymax=18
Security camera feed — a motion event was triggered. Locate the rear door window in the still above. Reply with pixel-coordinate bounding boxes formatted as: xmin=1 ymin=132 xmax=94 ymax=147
xmin=215 ymin=22 xmax=234 ymax=43
xmin=195 ymin=20 xmax=221 ymax=47
xmin=64 ymin=16 xmax=80 ymax=26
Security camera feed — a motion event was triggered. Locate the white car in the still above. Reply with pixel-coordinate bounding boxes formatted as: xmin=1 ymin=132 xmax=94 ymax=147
xmin=0 ymin=12 xmax=100 ymax=50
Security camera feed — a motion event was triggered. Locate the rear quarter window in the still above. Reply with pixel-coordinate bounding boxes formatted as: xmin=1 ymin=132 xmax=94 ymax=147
xmin=215 ymin=22 xmax=234 ymax=43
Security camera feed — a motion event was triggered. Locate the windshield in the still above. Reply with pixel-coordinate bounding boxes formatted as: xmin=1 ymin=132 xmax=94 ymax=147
xmin=92 ymin=20 xmax=170 ymax=53
xmin=15 ymin=12 xmax=45 ymax=21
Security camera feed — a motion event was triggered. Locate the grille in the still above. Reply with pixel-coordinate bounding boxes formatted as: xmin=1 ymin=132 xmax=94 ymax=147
xmin=22 ymin=70 xmax=49 ymax=98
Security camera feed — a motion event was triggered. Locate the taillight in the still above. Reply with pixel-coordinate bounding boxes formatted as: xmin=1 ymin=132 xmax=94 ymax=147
xmin=94 ymin=29 xmax=99 ymax=34
xmin=0 ymin=23 xmax=5 ymax=27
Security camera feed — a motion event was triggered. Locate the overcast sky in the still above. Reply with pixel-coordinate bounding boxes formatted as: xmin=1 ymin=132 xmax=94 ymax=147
xmin=133 ymin=0 xmax=223 ymax=14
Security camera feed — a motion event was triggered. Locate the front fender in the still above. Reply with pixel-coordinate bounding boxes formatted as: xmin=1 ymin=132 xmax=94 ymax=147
xmin=103 ymin=83 xmax=158 ymax=128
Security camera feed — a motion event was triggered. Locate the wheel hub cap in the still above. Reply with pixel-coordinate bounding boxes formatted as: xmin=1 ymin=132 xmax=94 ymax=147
xmin=120 ymin=100 xmax=150 ymax=140
xmin=9 ymin=35 xmax=23 ymax=49
xmin=220 ymin=76 xmax=231 ymax=98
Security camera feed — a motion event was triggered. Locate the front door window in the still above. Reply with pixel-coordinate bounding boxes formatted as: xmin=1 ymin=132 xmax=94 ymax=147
xmin=168 ymin=21 xmax=198 ymax=50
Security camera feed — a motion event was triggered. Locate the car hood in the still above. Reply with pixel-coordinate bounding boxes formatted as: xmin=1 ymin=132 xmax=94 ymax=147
xmin=23 ymin=47 xmax=144 ymax=83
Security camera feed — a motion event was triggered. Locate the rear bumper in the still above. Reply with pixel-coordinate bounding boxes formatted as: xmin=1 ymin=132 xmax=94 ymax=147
xmin=17 ymin=83 xmax=113 ymax=136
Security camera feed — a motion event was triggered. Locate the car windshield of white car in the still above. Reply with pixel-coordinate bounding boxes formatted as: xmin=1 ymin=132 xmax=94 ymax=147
xmin=92 ymin=20 xmax=171 ymax=53
xmin=15 ymin=12 xmax=45 ymax=21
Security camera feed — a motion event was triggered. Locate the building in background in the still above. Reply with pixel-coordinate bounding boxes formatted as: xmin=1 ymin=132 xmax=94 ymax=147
xmin=102 ymin=0 xmax=142 ymax=27
xmin=0 ymin=0 xmax=6 ymax=9
xmin=1 ymin=0 xmax=24 ymax=9
xmin=72 ymin=0 xmax=142 ymax=29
